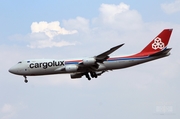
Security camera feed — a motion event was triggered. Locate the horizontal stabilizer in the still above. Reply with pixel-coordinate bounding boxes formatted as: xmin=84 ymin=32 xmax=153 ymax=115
xmin=149 ymin=48 xmax=172 ymax=56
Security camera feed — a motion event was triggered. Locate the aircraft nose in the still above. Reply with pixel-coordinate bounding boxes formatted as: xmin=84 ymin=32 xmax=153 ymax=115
xmin=9 ymin=67 xmax=18 ymax=74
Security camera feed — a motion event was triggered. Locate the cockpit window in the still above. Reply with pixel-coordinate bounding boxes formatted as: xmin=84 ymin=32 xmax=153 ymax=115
xmin=27 ymin=61 xmax=30 ymax=63
xmin=18 ymin=61 xmax=22 ymax=64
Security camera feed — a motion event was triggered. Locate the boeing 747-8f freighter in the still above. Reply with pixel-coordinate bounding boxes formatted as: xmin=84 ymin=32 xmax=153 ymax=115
xmin=9 ymin=29 xmax=173 ymax=83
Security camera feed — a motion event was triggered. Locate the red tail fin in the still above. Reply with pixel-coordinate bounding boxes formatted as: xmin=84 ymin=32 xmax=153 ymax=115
xmin=139 ymin=29 xmax=172 ymax=55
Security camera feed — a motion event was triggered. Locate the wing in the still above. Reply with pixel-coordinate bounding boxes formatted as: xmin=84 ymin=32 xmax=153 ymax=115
xmin=95 ymin=43 xmax=124 ymax=62
xmin=55 ymin=43 xmax=124 ymax=71
xmin=78 ymin=43 xmax=124 ymax=68
xmin=55 ymin=44 xmax=124 ymax=80
xmin=77 ymin=43 xmax=124 ymax=72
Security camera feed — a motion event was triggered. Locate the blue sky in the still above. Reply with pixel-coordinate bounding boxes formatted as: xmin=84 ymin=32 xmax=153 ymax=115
xmin=1 ymin=0 xmax=180 ymax=119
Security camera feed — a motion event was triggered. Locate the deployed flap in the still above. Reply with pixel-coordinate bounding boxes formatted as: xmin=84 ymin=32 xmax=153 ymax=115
xmin=95 ymin=43 xmax=124 ymax=62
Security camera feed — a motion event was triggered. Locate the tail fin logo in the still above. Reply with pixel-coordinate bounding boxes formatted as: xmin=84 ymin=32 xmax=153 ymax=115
xmin=152 ymin=37 xmax=165 ymax=50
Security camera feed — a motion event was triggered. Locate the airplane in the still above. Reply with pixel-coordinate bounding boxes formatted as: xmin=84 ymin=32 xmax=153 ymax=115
xmin=9 ymin=29 xmax=173 ymax=83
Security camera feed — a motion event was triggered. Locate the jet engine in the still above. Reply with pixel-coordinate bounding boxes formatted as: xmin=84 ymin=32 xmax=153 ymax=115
xmin=82 ymin=58 xmax=96 ymax=66
xmin=70 ymin=73 xmax=83 ymax=79
xmin=65 ymin=65 xmax=78 ymax=72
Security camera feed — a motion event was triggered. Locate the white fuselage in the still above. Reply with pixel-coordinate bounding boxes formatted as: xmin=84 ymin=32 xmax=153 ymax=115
xmin=9 ymin=54 xmax=169 ymax=77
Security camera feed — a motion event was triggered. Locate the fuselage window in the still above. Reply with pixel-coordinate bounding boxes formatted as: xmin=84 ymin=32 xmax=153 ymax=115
xmin=27 ymin=61 xmax=30 ymax=63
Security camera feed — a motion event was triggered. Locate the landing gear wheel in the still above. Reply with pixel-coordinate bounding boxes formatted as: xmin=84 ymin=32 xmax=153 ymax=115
xmin=24 ymin=79 xmax=28 ymax=83
xmin=90 ymin=72 xmax=97 ymax=78
xmin=85 ymin=73 xmax=91 ymax=81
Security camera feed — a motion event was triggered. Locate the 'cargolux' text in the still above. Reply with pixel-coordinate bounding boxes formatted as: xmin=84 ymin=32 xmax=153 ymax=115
xmin=29 ymin=61 xmax=65 ymax=69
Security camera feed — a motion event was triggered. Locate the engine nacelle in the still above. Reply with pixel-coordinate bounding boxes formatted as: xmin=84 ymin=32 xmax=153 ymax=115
xmin=70 ymin=73 xmax=83 ymax=79
xmin=83 ymin=58 xmax=96 ymax=66
xmin=65 ymin=65 xmax=78 ymax=72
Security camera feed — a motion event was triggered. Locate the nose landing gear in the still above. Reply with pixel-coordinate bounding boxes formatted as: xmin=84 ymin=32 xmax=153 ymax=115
xmin=23 ymin=76 xmax=28 ymax=83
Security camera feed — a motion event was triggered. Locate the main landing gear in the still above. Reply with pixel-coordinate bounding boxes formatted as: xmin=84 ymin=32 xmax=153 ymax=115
xmin=85 ymin=73 xmax=91 ymax=80
xmin=85 ymin=72 xmax=98 ymax=80
xmin=24 ymin=76 xmax=28 ymax=83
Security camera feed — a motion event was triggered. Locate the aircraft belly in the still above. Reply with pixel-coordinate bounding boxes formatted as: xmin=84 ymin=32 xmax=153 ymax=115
xmin=28 ymin=67 xmax=59 ymax=76
xmin=103 ymin=60 xmax=133 ymax=69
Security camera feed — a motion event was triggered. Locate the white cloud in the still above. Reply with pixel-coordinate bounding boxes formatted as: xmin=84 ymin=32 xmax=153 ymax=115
xmin=161 ymin=0 xmax=180 ymax=14
xmin=1 ymin=104 xmax=14 ymax=113
xmin=31 ymin=21 xmax=77 ymax=38
xmin=63 ymin=17 xmax=90 ymax=33
xmin=22 ymin=3 xmax=143 ymax=49
xmin=1 ymin=103 xmax=26 ymax=119
xmin=99 ymin=3 xmax=130 ymax=23
xmin=93 ymin=2 xmax=143 ymax=30
xmin=1 ymin=104 xmax=16 ymax=119
xmin=28 ymin=21 xmax=77 ymax=48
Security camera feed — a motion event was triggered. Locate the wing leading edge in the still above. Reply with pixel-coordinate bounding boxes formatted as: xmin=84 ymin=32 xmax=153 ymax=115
xmin=95 ymin=43 xmax=124 ymax=62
